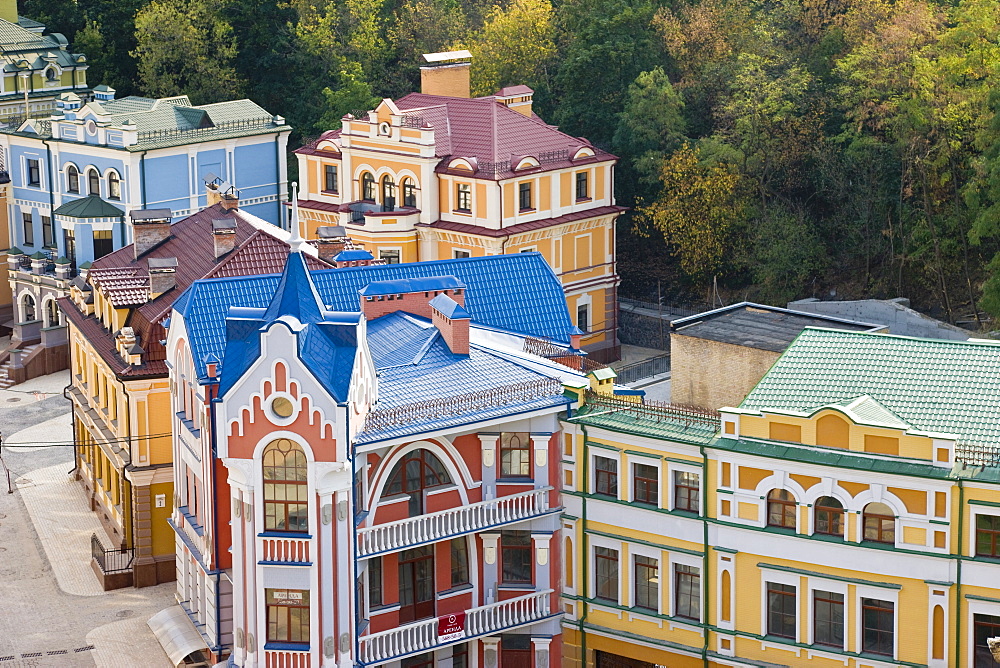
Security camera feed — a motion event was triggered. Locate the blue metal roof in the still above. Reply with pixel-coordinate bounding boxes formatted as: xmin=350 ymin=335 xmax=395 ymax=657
xmin=359 ymin=275 xmax=466 ymax=297
xmin=429 ymin=293 xmax=470 ymax=319
xmin=176 ymin=253 xmax=573 ymax=383
xmin=333 ymin=249 xmax=374 ymax=261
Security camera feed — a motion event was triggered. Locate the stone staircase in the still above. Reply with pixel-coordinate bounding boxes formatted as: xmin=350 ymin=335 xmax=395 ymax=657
xmin=0 ymin=343 xmax=39 ymax=389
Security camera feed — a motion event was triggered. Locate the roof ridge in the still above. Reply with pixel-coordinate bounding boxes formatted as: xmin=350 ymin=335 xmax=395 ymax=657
xmin=799 ymin=326 xmax=994 ymax=347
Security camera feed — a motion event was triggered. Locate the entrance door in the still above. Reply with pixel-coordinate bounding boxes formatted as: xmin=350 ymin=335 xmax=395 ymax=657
xmin=399 ymin=545 xmax=435 ymax=623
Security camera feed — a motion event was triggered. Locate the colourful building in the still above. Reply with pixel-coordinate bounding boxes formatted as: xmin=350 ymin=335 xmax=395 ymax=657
xmin=293 ymin=51 xmax=623 ymax=362
xmin=1 ymin=91 xmax=290 ymax=387
xmin=561 ymin=328 xmax=1000 ymax=668
xmin=61 ymin=200 xmax=329 ymax=588
xmin=160 ymin=217 xmax=590 ymax=665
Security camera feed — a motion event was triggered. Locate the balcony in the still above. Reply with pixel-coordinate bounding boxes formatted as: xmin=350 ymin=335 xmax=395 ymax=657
xmin=359 ymin=589 xmax=555 ymax=665
xmin=260 ymin=535 xmax=311 ymax=564
xmin=358 ymin=487 xmax=555 ymax=558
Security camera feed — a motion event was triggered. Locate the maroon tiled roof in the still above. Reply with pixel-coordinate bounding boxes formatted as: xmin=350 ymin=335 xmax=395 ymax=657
xmin=66 ymin=204 xmax=333 ymax=378
xmin=496 ymin=85 xmax=534 ymax=96
xmin=296 ymin=199 xmax=345 ymax=214
xmin=294 ymin=129 xmax=342 ymax=156
xmin=419 ymin=205 xmax=627 ymax=238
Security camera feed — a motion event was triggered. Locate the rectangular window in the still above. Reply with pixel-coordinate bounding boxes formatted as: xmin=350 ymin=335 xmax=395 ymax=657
xmin=633 ymin=463 xmax=658 ymax=505
xmin=41 ymin=216 xmax=54 ymax=248
xmin=456 ymin=183 xmax=471 ymax=211
xmin=594 ymin=455 xmax=617 ymax=498
xmin=518 ymin=182 xmax=532 ymax=210
xmin=453 ymin=249 xmax=471 ymax=259
xmin=324 ymin=164 xmax=338 ymax=193
xmin=974 ymin=614 xmax=1000 ymax=667
xmin=64 ymin=229 xmax=76 ymax=263
xmin=674 ymin=564 xmax=700 ymax=620
xmin=368 ymin=558 xmax=382 ymax=608
xmin=595 ymin=546 xmax=618 ymax=602
xmin=452 ymin=644 xmax=469 ymax=668
xmin=976 ymin=514 xmax=1000 ymax=558
xmin=501 ymin=530 xmax=532 ymax=584
xmin=501 ymin=635 xmax=532 ymax=668
xmin=379 ymin=249 xmax=400 ymax=264
xmin=93 ymin=231 xmax=113 ymax=260
xmin=265 ymin=589 xmax=310 ymax=644
xmin=767 ymin=582 xmax=796 ymax=639
xmin=674 ymin=471 xmax=700 ymax=513
xmin=813 ymin=590 xmax=844 ymax=648
xmin=22 ymin=213 xmax=33 ymax=246
xmin=577 ymin=304 xmax=589 ymax=332
xmin=576 ymin=172 xmax=589 ymax=200
xmin=451 ymin=538 xmax=469 ymax=587
xmin=633 ymin=555 xmax=658 ymax=611
xmin=26 ymin=158 xmax=40 ymax=186
xmin=500 ymin=432 xmax=531 ymax=478
xmin=861 ymin=598 xmax=894 ymax=656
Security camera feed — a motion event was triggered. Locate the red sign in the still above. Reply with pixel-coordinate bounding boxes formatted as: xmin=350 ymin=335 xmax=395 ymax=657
xmin=437 ymin=612 xmax=466 ymax=643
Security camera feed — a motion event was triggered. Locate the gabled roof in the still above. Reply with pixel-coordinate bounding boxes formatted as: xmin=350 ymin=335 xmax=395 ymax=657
xmin=740 ymin=328 xmax=1000 ymax=445
xmin=52 ymin=195 xmax=125 ymax=219
xmin=429 ymin=293 xmax=469 ymax=319
xmin=176 ymin=252 xmax=574 ymax=382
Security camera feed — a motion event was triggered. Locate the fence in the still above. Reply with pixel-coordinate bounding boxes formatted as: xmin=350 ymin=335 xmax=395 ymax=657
xmin=955 ymin=442 xmax=1000 ymax=468
xmin=91 ymin=533 xmax=134 ymax=574
xmin=584 ymin=389 xmax=719 ymax=426
xmin=136 ymin=117 xmax=275 ymax=142
xmin=614 ymin=353 xmax=671 ymax=385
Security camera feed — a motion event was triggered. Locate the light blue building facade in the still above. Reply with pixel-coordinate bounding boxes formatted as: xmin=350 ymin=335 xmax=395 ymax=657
xmin=3 ymin=89 xmax=291 ymax=266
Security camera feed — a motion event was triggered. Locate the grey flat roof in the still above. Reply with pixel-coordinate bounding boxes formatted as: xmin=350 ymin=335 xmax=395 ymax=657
xmin=670 ymin=302 xmax=884 ymax=353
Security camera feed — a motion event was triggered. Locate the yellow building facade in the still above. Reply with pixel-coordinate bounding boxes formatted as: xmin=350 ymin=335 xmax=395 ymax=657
xmin=295 ymin=53 xmax=623 ymax=361
xmin=561 ymin=328 xmax=1000 ymax=668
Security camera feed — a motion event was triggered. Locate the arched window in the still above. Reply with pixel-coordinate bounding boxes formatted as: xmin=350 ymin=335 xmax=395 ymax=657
xmin=108 ymin=171 xmax=121 ymax=200
xmin=21 ymin=294 xmax=35 ymax=322
xmin=66 ymin=165 xmax=80 ymax=193
xmin=767 ymin=489 xmax=797 ymax=529
xmin=402 ymin=178 xmax=417 ymax=208
xmin=384 ymin=449 xmax=452 ymax=516
xmin=814 ymin=496 xmax=844 ymax=536
xmin=45 ymin=67 xmax=58 ymax=82
xmin=45 ymin=299 xmax=60 ymax=328
xmin=862 ymin=502 xmax=895 ymax=544
xmin=381 ymin=175 xmax=396 ymax=210
xmin=361 ymin=172 xmax=376 ymax=201
xmin=263 ymin=439 xmax=308 ymax=532
xmin=87 ymin=169 xmax=100 ymax=196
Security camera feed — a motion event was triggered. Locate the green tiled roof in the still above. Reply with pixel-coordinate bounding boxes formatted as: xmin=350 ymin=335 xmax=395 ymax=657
xmin=53 ymin=195 xmax=124 ymax=219
xmin=566 ymin=402 xmax=719 ymax=445
xmin=741 ymin=328 xmax=1000 ymax=445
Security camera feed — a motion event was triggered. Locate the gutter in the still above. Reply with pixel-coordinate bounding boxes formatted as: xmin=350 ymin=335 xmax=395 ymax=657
xmin=209 ymin=383 xmax=225 ymax=657
xmin=139 ymin=150 xmax=148 ymax=208
xmin=65 ymin=382 xmax=78 ymax=475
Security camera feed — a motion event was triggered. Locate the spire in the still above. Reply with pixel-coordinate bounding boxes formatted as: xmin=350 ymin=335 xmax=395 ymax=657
xmin=288 ymin=182 xmax=306 ymax=253
xmin=264 ymin=251 xmax=325 ymax=324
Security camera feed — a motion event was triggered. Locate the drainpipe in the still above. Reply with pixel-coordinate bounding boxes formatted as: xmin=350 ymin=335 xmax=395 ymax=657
xmin=579 ymin=423 xmax=590 ymax=668
xmin=139 ymin=151 xmax=148 ymax=209
xmin=954 ymin=479 xmax=964 ymax=668
xmin=347 ymin=408 xmax=362 ymax=668
xmin=65 ymin=382 xmax=78 ymax=475
xmin=115 ymin=372 xmax=134 ymax=551
xmin=699 ymin=444 xmax=709 ymax=668
xmin=41 ymin=138 xmax=55 ymax=220
xmin=275 ymin=133 xmax=284 ymax=230
xmin=209 ymin=383 xmax=224 ymax=659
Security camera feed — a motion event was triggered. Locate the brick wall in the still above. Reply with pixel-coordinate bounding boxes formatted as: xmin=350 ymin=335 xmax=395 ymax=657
xmin=670 ymin=333 xmax=780 ymax=410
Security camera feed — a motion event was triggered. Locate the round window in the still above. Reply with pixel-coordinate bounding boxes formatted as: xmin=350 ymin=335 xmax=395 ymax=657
xmin=271 ymin=396 xmax=294 ymax=418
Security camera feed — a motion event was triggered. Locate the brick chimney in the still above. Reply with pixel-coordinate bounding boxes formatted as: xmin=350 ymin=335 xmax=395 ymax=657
xmin=130 ymin=209 xmax=172 ymax=259
xmin=212 ymin=217 xmax=237 ymax=258
xmin=360 ymin=276 xmax=466 ymax=321
xmin=420 ymin=51 xmax=472 ymax=98
xmin=220 ymin=193 xmax=239 ymax=211
xmin=430 ymin=293 xmax=470 ymax=355
xmin=315 ymin=226 xmax=350 ymax=263
xmin=495 ymin=86 xmax=534 ymax=117
xmin=148 ymin=257 xmax=178 ymax=297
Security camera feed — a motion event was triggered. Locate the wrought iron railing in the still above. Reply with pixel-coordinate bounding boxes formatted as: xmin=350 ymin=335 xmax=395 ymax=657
xmin=363 ymin=378 xmax=564 ymax=433
xmin=136 ymin=117 xmax=275 ymax=142
xmin=359 ymin=487 xmax=552 ymax=557
xmin=955 ymin=441 xmax=1000 ymax=467
xmin=583 ymin=389 xmax=719 ymax=427
xmin=614 ymin=353 xmax=671 ymax=385
xmin=91 ymin=533 xmax=134 ymax=574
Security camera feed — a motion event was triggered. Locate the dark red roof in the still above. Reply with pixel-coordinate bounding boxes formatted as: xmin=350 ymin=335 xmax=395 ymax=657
xmin=419 ymin=205 xmax=627 ymax=238
xmin=66 ymin=204 xmax=332 ymax=378
xmin=294 ymin=129 xmax=342 ymax=156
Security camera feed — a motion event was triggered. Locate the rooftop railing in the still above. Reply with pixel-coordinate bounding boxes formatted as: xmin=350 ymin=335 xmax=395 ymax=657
xmin=582 ymin=389 xmax=720 ymax=427
xmin=136 ymin=116 xmax=276 ymax=142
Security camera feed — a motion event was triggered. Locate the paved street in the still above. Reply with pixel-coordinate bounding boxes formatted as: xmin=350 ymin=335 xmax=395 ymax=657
xmin=0 ymin=372 xmax=173 ymax=667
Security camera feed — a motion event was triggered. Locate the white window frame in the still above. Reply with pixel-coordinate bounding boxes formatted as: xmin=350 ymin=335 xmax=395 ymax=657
xmin=628 ymin=543 xmax=661 ymax=615
xmin=668 ymin=552 xmax=703 ymax=622
xmin=807 ymin=580 xmax=849 ymax=649
xmin=855 ymin=584 xmax=900 ymax=660
xmin=453 ymin=248 xmax=472 ymax=259
xmin=761 ymin=570 xmax=800 ymax=643
xmin=589 ymin=535 xmax=621 ymax=606
xmin=589 ymin=449 xmax=619 ymax=500
xmin=969 ymin=508 xmax=1000 ymax=559
xmin=668 ymin=462 xmax=702 ymax=515
xmin=378 ymin=247 xmax=402 ymax=264
xmin=625 ymin=453 xmax=661 ymax=507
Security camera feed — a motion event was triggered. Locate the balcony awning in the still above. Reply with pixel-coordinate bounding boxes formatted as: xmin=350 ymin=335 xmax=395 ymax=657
xmin=147 ymin=605 xmax=208 ymax=667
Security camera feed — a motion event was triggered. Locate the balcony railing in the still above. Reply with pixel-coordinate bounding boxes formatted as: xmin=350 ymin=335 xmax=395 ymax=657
xmin=359 ymin=589 xmax=554 ymax=665
xmin=358 ymin=487 xmax=553 ymax=558
xmin=91 ymin=533 xmax=133 ymax=574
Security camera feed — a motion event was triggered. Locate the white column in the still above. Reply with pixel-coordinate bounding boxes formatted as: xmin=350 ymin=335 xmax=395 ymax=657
xmin=479 ymin=434 xmax=499 ymax=499
xmin=531 ymin=637 xmax=552 ymax=668
xmin=318 ymin=492 xmax=336 ymax=667
xmin=530 ymin=433 xmax=550 ymax=489
xmin=334 ymin=488 xmax=353 ymax=667
xmin=481 ymin=637 xmax=500 ymax=668
xmin=481 ymin=533 xmax=500 ymax=604
xmin=532 ymin=532 xmax=552 ymax=591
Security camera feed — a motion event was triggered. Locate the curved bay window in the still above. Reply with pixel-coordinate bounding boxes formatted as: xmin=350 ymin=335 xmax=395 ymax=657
xmin=814 ymin=496 xmax=845 ymax=537
xmin=381 ymin=175 xmax=396 ymax=211
xmin=384 ymin=449 xmax=452 ymax=516
xmin=402 ymin=178 xmax=417 ymax=208
xmin=263 ymin=439 xmax=308 ymax=533
xmin=863 ymin=502 xmax=895 ymax=544
xmin=87 ymin=168 xmax=100 ymax=196
xmin=767 ymin=489 xmax=797 ymax=529
xmin=362 ymin=172 xmax=376 ymax=201
xmin=67 ymin=165 xmax=80 ymax=193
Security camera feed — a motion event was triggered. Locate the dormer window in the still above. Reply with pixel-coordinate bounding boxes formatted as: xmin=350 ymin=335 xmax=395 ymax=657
xmin=45 ymin=67 xmax=58 ymax=83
